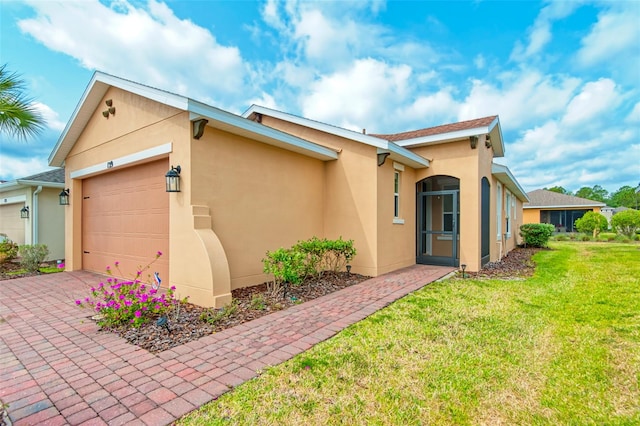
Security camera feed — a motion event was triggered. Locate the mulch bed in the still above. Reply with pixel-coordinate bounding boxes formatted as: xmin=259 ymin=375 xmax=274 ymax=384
xmin=2 ymin=247 xmax=541 ymax=354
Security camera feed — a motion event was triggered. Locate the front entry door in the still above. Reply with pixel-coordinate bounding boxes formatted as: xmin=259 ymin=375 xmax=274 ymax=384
xmin=417 ymin=190 xmax=460 ymax=266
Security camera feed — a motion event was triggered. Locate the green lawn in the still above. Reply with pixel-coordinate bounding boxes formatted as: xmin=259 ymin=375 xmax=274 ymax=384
xmin=179 ymin=242 xmax=640 ymax=425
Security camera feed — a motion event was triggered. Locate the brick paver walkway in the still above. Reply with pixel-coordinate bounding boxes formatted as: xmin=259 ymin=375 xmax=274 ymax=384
xmin=1 ymin=264 xmax=454 ymax=425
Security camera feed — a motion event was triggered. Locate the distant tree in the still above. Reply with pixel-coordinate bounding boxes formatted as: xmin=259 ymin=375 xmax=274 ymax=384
xmin=545 ymin=186 xmax=570 ymax=195
xmin=575 ymin=185 xmax=608 ymax=203
xmin=575 ymin=211 xmax=608 ymax=238
xmin=610 ymin=209 xmax=640 ymax=238
xmin=0 ymin=64 xmax=45 ymax=141
xmin=609 ymin=185 xmax=640 ymax=209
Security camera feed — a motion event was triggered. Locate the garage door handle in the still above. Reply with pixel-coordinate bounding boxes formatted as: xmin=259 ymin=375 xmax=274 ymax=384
xmin=83 ymin=251 xmax=90 ymax=254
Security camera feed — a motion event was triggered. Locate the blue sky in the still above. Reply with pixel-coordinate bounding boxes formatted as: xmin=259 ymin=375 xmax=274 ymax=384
xmin=1 ymin=0 xmax=638 ymax=194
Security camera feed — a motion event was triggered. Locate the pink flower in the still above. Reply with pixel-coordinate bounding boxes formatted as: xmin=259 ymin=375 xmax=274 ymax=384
xmin=134 ymin=310 xmax=142 ymax=318
xmin=75 ymin=300 xmax=82 ymax=305
xmin=157 ymin=251 xmax=163 ymax=257
xmin=57 ymin=263 xmax=65 ymax=269
xmin=115 ymin=261 xmax=119 ymax=266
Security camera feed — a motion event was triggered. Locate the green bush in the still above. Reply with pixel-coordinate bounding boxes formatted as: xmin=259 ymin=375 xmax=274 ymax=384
xmin=263 ymin=247 xmax=308 ymax=286
xmin=18 ymin=244 xmax=49 ymax=273
xmin=575 ymin=211 xmax=608 ymax=238
xmin=0 ymin=235 xmax=19 ymax=264
xmin=519 ymin=224 xmax=554 ymax=248
xmin=610 ymin=209 xmax=640 ymax=238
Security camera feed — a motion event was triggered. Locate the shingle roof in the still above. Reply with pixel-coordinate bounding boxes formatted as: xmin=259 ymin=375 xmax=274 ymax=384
xmin=524 ymin=189 xmax=606 ymax=208
xmin=19 ymin=168 xmax=65 ymax=184
xmin=370 ymin=116 xmax=498 ymax=142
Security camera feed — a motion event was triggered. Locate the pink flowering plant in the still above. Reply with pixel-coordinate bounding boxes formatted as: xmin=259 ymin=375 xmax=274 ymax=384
xmin=75 ymin=251 xmax=180 ymax=328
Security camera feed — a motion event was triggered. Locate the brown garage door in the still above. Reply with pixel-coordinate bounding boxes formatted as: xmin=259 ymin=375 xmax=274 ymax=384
xmin=0 ymin=203 xmax=26 ymax=245
xmin=82 ymin=159 xmax=169 ymax=284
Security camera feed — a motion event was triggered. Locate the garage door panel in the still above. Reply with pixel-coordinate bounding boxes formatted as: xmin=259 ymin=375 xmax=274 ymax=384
xmin=82 ymin=159 xmax=169 ymax=283
xmin=0 ymin=203 xmax=26 ymax=245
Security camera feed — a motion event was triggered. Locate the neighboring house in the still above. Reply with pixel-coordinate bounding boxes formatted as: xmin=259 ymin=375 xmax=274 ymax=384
xmin=48 ymin=72 xmax=528 ymax=308
xmin=523 ymin=189 xmax=606 ymax=232
xmin=0 ymin=168 xmax=66 ymax=260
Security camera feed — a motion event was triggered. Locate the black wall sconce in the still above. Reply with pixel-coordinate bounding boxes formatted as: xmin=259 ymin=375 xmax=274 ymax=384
xmin=469 ymin=136 xmax=478 ymax=149
xmin=59 ymin=188 xmax=70 ymax=205
xmin=20 ymin=206 xmax=29 ymax=219
xmin=485 ymin=133 xmax=492 ymax=148
xmin=165 ymin=165 xmax=182 ymax=192
xmin=102 ymin=99 xmax=116 ymax=118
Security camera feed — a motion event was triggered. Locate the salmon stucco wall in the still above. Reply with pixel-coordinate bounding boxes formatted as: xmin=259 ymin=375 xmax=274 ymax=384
xmin=37 ymin=187 xmax=65 ymax=260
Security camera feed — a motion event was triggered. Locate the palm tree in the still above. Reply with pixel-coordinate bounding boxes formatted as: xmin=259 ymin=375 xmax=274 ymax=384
xmin=0 ymin=64 xmax=45 ymax=140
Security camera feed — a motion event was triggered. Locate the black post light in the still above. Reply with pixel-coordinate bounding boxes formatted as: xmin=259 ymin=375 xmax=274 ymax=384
xmin=461 ymin=264 xmax=467 ymax=279
xmin=165 ymin=165 xmax=182 ymax=192
xmin=59 ymin=188 xmax=70 ymax=205
xmin=20 ymin=206 xmax=29 ymax=219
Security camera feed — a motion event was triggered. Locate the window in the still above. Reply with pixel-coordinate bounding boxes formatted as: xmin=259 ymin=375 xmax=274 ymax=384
xmin=496 ymin=183 xmax=502 ymax=238
xmin=394 ymin=171 xmax=400 ymax=218
xmin=443 ymin=195 xmax=453 ymax=231
xmin=505 ymin=190 xmax=512 ymax=237
xmin=393 ymin=162 xmax=404 ymax=224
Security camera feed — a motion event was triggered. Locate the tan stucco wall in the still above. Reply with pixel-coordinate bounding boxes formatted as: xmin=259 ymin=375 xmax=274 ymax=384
xmin=36 ymin=187 xmax=65 ymax=260
xmin=191 ymin=126 xmax=325 ymax=290
xmin=523 ymin=208 xmax=540 ymax=224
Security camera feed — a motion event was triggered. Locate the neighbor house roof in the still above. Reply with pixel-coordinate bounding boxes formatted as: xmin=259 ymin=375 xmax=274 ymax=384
xmin=0 ymin=168 xmax=65 ymax=192
xmin=370 ymin=115 xmax=505 ymax=157
xmin=524 ymin=189 xmax=606 ymax=209
xmin=242 ymin=105 xmax=430 ymax=169
xmin=49 ymin=72 xmax=339 ymax=167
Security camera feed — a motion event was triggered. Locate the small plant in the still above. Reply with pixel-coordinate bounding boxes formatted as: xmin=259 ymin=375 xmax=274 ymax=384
xmin=18 ymin=244 xmax=49 ymax=273
xmin=200 ymin=300 xmax=238 ymax=324
xmin=610 ymin=209 xmax=640 ymax=238
xmin=0 ymin=235 xmax=18 ymax=264
xmin=250 ymin=294 xmax=266 ymax=311
xmin=74 ymin=251 xmax=181 ymax=328
xmin=519 ymin=224 xmax=554 ymax=248
xmin=575 ymin=211 xmax=608 ymax=238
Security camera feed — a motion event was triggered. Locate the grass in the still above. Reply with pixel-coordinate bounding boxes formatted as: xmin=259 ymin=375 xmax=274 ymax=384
xmin=179 ymin=242 xmax=640 ymax=425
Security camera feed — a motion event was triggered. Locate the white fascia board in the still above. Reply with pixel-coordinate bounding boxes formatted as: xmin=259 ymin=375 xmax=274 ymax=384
xmin=491 ymin=163 xmax=529 ymax=202
xmin=190 ymin=102 xmax=338 ymax=161
xmin=524 ymin=203 xmax=606 ymax=209
xmin=49 ymin=72 xmax=189 ymax=167
xmin=394 ymin=127 xmax=488 ymax=148
xmin=15 ymin=180 xmax=65 ymax=189
xmin=0 ymin=181 xmax=21 ymax=192
xmin=0 ymin=194 xmax=27 ymax=205
xmin=243 ymin=105 xmax=428 ymax=167
xmin=70 ymin=143 xmax=173 ymax=179
xmin=242 ymin=105 xmax=389 ymax=149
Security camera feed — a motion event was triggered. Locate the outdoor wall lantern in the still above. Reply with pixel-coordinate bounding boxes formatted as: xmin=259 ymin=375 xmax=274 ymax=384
xmin=20 ymin=206 xmax=29 ymax=219
xmin=165 ymin=165 xmax=182 ymax=192
xmin=59 ymin=188 xmax=70 ymax=205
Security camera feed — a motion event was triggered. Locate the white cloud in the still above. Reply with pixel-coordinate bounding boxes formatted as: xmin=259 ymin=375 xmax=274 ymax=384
xmin=301 ymin=58 xmax=411 ymax=131
xmin=562 ymin=78 xmax=620 ymax=126
xmin=32 ymin=102 xmax=66 ymax=132
xmin=0 ymin=155 xmax=54 ymax=181
xmin=510 ymin=1 xmax=581 ymax=61
xmin=577 ymin=8 xmax=640 ymax=66
xmin=460 ymin=71 xmax=581 ymax=130
xmin=18 ymin=0 xmax=247 ymax=105
xmin=626 ymin=102 xmax=640 ymax=123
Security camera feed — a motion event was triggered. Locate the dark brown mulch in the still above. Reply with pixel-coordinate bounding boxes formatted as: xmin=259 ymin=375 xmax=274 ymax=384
xmin=461 ymin=247 xmax=543 ymax=280
xmin=0 ymin=260 xmax=61 ymax=280
xmin=104 ymin=271 xmax=370 ymax=353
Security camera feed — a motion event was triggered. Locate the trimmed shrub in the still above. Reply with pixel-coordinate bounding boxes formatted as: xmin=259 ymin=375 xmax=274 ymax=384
xmin=18 ymin=244 xmax=49 ymax=273
xmin=575 ymin=211 xmax=608 ymax=238
xmin=611 ymin=209 xmax=640 ymax=238
xmin=519 ymin=224 xmax=554 ymax=248
xmin=0 ymin=236 xmax=19 ymax=264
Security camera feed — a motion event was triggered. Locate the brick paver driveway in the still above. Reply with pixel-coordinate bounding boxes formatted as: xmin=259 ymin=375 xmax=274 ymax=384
xmin=0 ymin=265 xmax=454 ymax=425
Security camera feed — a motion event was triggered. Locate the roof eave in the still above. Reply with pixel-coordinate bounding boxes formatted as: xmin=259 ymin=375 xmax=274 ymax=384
xmin=524 ymin=203 xmax=606 ymax=209
xmin=491 ymin=163 xmax=529 ymax=202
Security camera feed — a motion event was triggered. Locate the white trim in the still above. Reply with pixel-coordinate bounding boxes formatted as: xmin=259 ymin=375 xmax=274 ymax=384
xmin=524 ymin=204 xmax=605 ymax=209
xmin=505 ymin=190 xmax=512 ymax=238
xmin=491 ymin=163 xmax=529 ymax=202
xmin=393 ymin=162 xmax=405 ymax=171
xmin=497 ymin=182 xmax=502 ymax=239
xmin=70 ymin=143 xmax=172 ymax=179
xmin=393 ymin=218 xmax=405 ymax=225
xmin=0 ymin=195 xmax=27 ymax=205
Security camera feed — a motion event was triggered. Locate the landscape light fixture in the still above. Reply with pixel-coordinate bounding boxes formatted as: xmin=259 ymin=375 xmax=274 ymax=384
xmin=59 ymin=188 xmax=70 ymax=205
xmin=20 ymin=206 xmax=29 ymax=219
xmin=165 ymin=165 xmax=182 ymax=192
xmin=346 ymin=264 xmax=352 ymax=275
xmin=461 ymin=264 xmax=467 ymax=278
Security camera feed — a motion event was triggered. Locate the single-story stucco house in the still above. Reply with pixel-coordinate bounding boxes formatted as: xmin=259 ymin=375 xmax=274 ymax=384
xmin=0 ymin=168 xmax=66 ymax=260
xmin=48 ymin=72 xmax=528 ymax=307
xmin=523 ymin=189 xmax=606 ymax=232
